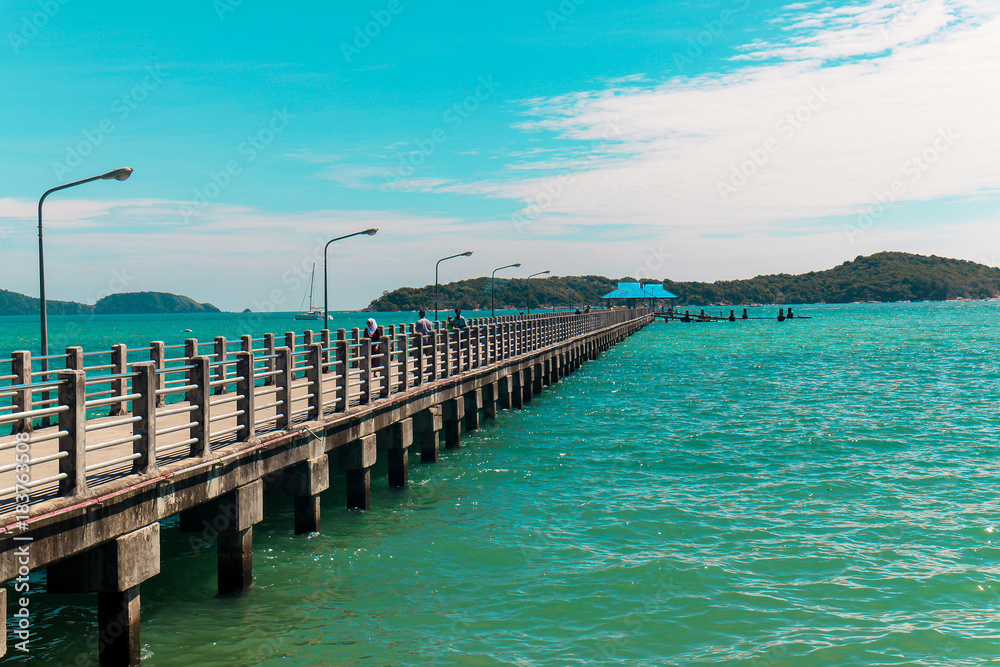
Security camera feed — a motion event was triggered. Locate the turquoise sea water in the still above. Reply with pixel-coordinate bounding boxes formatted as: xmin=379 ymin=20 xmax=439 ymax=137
xmin=6 ymin=302 xmax=1000 ymax=666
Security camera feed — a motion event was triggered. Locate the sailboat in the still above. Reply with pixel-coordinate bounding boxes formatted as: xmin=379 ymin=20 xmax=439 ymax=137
xmin=294 ymin=265 xmax=325 ymax=320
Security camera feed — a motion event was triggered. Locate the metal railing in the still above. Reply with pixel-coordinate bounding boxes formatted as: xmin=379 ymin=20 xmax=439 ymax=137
xmin=0 ymin=308 xmax=649 ymax=507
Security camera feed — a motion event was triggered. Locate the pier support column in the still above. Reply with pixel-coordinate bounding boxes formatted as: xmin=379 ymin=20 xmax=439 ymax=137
xmin=265 ymin=455 xmax=329 ymax=534
xmin=483 ymin=382 xmax=498 ymax=420
xmin=510 ymin=372 xmax=524 ymax=409
xmin=48 ymin=523 xmax=160 ymax=667
xmin=414 ymin=405 xmax=442 ymax=463
xmin=521 ymin=367 xmax=533 ymax=405
xmin=443 ymin=398 xmax=465 ymax=449
xmin=464 ymin=389 xmax=482 ymax=432
xmin=1 ymin=588 xmax=5 ymax=658
xmin=341 ymin=434 xmax=376 ymax=509
xmin=533 ymin=362 xmax=544 ymax=394
xmin=179 ymin=480 xmax=263 ymax=595
xmin=377 ymin=418 xmax=413 ymax=487
xmin=498 ymin=375 xmax=512 ymax=410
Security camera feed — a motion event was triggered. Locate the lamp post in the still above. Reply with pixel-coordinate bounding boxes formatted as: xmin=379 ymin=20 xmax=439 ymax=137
xmin=37 ymin=167 xmax=133 ymax=383
xmin=526 ymin=270 xmax=550 ymax=314
xmin=491 ymin=263 xmax=521 ymax=317
xmin=323 ymin=228 xmax=378 ymax=329
xmin=434 ymin=251 xmax=473 ymax=321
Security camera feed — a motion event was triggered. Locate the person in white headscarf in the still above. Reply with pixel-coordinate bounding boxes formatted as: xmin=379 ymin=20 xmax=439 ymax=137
xmin=363 ymin=317 xmax=386 ymax=397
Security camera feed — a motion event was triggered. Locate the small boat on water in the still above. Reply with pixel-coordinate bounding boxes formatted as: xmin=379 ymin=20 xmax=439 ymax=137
xmin=295 ymin=265 xmax=325 ymax=321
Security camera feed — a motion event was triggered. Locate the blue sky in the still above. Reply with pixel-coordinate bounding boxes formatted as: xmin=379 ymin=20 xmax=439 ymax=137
xmin=1 ymin=0 xmax=999 ymax=310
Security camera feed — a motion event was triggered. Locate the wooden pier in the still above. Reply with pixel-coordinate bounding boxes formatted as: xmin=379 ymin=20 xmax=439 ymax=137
xmin=0 ymin=308 xmax=651 ymax=665
xmin=655 ymin=306 xmax=811 ymax=322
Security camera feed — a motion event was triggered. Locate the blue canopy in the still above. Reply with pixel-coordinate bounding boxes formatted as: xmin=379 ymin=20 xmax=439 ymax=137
xmin=600 ymin=282 xmax=677 ymax=299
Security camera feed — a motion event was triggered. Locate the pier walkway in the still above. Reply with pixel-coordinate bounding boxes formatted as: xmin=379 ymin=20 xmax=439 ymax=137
xmin=0 ymin=308 xmax=651 ymax=665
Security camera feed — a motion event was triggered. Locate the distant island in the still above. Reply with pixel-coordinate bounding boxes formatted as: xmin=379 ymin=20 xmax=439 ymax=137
xmin=0 ymin=290 xmax=221 ymax=316
xmin=367 ymin=252 xmax=1000 ymax=310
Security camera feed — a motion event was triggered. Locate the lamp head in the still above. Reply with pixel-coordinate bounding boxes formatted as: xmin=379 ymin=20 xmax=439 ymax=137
xmin=102 ymin=167 xmax=133 ymax=181
xmin=462 ymin=251 xmax=473 ymax=257
xmin=365 ymin=228 xmax=378 ymax=236
xmin=513 ymin=263 xmax=522 ymax=268
xmin=541 ymin=270 xmax=550 ymax=275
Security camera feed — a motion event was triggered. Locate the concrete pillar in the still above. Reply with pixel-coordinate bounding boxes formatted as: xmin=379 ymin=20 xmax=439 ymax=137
xmin=265 ymin=455 xmax=329 ymax=534
xmin=377 ymin=418 xmax=413 ymax=487
xmin=464 ymin=389 xmax=482 ymax=431
xmin=48 ymin=523 xmax=160 ymax=667
xmin=510 ymin=371 xmax=524 ymax=409
xmin=414 ymin=405 xmax=442 ymax=463
xmin=533 ymin=362 xmax=544 ymax=394
xmin=521 ymin=367 xmax=533 ymax=405
xmin=179 ymin=480 xmax=263 ymax=595
xmin=483 ymin=382 xmax=498 ymax=420
xmin=443 ymin=398 xmax=465 ymax=449
xmin=498 ymin=374 xmax=512 ymax=410
xmin=340 ymin=434 xmax=376 ymax=510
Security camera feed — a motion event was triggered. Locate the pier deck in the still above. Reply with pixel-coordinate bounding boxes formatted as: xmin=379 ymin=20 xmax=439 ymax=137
xmin=0 ymin=308 xmax=651 ymax=665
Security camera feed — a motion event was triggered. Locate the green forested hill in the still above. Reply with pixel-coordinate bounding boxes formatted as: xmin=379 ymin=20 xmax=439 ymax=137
xmin=367 ymin=252 xmax=1000 ymax=310
xmin=0 ymin=290 xmax=220 ymax=315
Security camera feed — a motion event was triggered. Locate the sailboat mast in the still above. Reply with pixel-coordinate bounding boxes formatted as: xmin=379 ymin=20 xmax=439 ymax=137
xmin=309 ymin=264 xmax=315 ymax=309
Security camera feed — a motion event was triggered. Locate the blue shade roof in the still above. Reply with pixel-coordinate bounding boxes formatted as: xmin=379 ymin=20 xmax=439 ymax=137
xmin=601 ymin=282 xmax=677 ymax=299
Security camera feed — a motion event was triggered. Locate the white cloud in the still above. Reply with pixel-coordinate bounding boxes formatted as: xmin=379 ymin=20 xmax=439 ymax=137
xmin=422 ymin=0 xmax=1000 ymax=255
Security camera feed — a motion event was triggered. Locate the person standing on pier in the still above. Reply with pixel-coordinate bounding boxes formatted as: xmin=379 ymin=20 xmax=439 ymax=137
xmin=364 ymin=318 xmax=386 ymax=396
xmin=416 ymin=309 xmax=433 ymax=341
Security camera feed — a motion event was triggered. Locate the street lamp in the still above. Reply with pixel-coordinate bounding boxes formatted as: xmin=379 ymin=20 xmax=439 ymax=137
xmin=434 ymin=251 xmax=473 ymax=321
xmin=37 ymin=167 xmax=133 ymax=381
xmin=526 ymin=270 xmax=550 ymax=314
xmin=491 ymin=263 xmax=521 ymax=317
xmin=323 ymin=228 xmax=378 ymax=329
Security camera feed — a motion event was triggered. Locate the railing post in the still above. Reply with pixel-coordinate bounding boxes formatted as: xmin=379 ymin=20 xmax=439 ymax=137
xmin=65 ymin=346 xmax=83 ymax=371
xmin=306 ymin=343 xmax=323 ymax=420
xmin=132 ymin=361 xmax=157 ymax=474
xmin=150 ymin=341 xmax=166 ymax=407
xmin=189 ymin=355 xmax=211 ymax=457
xmin=57 ymin=369 xmax=86 ymax=496
xmin=264 ymin=333 xmax=276 ymax=386
xmin=275 ymin=347 xmax=293 ymax=430
xmin=110 ymin=343 xmax=127 ymax=417
xmin=429 ymin=331 xmax=439 ymax=381
xmin=11 ymin=351 xmax=32 ymax=433
xmin=321 ymin=329 xmax=331 ymax=366
xmin=413 ymin=333 xmax=424 ymax=386
xmin=335 ymin=341 xmax=349 ymax=412
xmin=214 ymin=336 xmax=228 ymax=395
xmin=396 ymin=333 xmax=408 ymax=392
xmin=359 ymin=339 xmax=372 ymax=405
xmin=235 ymin=351 xmax=255 ymax=441
xmin=285 ymin=331 xmax=297 ymax=379
xmin=185 ymin=338 xmax=198 ymax=403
